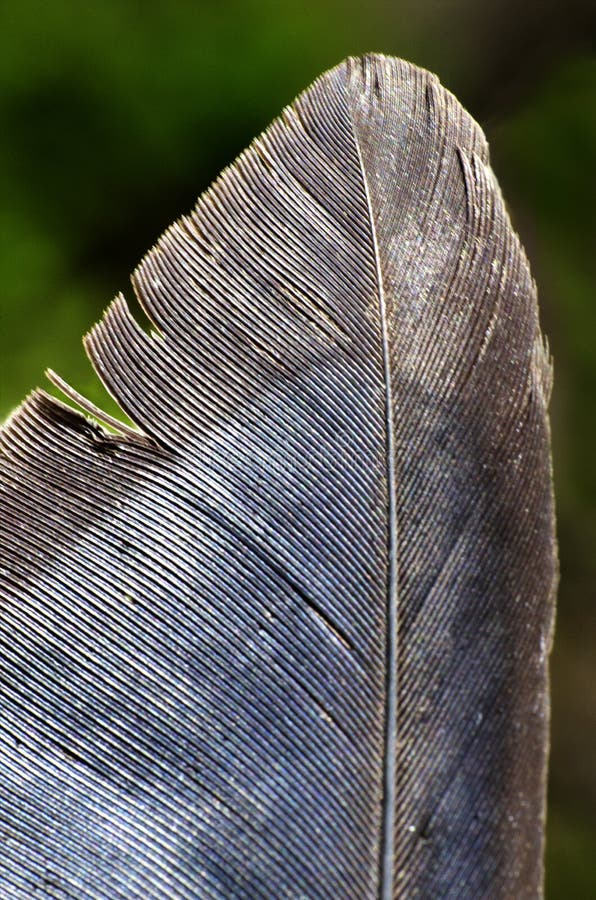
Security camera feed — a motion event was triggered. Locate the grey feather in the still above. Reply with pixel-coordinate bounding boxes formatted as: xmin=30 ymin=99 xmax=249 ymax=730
xmin=0 ymin=55 xmax=557 ymax=899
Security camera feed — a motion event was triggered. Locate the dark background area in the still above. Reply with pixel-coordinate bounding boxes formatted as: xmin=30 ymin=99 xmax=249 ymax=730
xmin=1 ymin=2 xmax=594 ymax=895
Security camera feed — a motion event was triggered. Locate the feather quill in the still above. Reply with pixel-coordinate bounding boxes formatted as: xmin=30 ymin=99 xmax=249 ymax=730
xmin=0 ymin=55 xmax=556 ymax=899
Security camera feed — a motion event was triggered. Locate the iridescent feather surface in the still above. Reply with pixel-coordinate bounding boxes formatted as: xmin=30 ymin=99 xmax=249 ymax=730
xmin=0 ymin=55 xmax=557 ymax=899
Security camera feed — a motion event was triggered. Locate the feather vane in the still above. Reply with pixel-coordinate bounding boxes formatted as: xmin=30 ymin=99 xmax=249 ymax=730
xmin=0 ymin=55 xmax=556 ymax=899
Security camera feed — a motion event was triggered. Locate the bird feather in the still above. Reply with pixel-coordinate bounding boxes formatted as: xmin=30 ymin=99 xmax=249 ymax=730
xmin=0 ymin=55 xmax=557 ymax=899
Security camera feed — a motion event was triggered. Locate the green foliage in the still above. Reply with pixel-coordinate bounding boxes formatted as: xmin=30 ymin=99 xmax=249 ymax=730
xmin=547 ymin=809 xmax=596 ymax=899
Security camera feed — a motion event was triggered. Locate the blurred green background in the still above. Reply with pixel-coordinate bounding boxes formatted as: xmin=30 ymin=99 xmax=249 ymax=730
xmin=1 ymin=1 xmax=594 ymax=895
